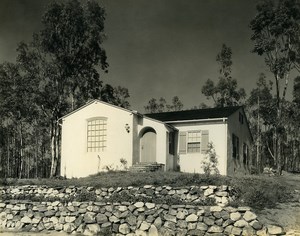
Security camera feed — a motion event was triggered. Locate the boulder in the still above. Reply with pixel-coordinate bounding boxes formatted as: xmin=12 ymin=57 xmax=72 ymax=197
xmin=207 ymin=225 xmax=223 ymax=233
xmin=230 ymin=212 xmax=241 ymax=221
xmin=63 ymin=223 xmax=76 ymax=233
xmin=96 ymin=213 xmax=108 ymax=224
xmin=139 ymin=221 xmax=151 ymax=231
xmin=163 ymin=214 xmax=177 ymax=223
xmin=84 ymin=212 xmax=96 ymax=223
xmin=243 ymin=211 xmax=257 ymax=222
xmin=249 ymin=220 xmax=263 ymax=230
xmin=86 ymin=223 xmax=101 ymax=234
xmin=186 ymin=214 xmax=198 ymax=222
xmin=148 ymin=224 xmax=159 ymax=236
xmin=267 ymin=225 xmax=285 ymax=235
xmin=134 ymin=202 xmax=144 ymax=208
xmin=234 ymin=219 xmax=248 ymax=228
xmin=231 ymin=226 xmax=243 ymax=235
xmin=21 ymin=216 xmax=32 ymax=224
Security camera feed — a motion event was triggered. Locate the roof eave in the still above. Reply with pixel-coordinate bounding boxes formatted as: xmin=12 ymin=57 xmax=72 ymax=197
xmin=164 ymin=117 xmax=228 ymax=124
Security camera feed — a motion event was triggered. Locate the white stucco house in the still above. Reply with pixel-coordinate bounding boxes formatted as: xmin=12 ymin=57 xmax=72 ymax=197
xmin=60 ymin=100 xmax=253 ymax=178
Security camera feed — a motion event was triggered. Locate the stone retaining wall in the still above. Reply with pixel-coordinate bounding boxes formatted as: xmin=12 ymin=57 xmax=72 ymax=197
xmin=0 ymin=185 xmax=285 ymax=235
xmin=0 ymin=200 xmax=270 ymax=235
xmin=0 ymin=185 xmax=235 ymax=206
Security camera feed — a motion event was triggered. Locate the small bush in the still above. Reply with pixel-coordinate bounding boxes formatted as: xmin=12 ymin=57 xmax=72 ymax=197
xmin=201 ymin=142 xmax=219 ymax=176
xmin=75 ymin=189 xmax=97 ymax=202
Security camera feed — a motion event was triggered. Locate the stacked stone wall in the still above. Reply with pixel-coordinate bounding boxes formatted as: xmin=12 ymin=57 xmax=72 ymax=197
xmin=0 ymin=185 xmax=285 ymax=235
xmin=0 ymin=185 xmax=234 ymax=206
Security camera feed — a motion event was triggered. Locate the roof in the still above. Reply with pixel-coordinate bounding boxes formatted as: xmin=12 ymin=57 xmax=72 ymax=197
xmin=144 ymin=106 xmax=242 ymax=122
xmin=59 ymin=99 xmax=134 ymax=120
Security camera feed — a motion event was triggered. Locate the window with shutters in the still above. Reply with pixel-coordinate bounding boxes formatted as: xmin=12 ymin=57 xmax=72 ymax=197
xmin=179 ymin=130 xmax=209 ymax=154
xmin=187 ymin=131 xmax=201 ymax=153
xmin=87 ymin=117 xmax=107 ymax=152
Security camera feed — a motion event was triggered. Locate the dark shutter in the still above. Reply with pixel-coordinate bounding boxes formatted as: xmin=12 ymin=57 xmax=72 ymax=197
xmin=201 ymin=130 xmax=209 ymax=154
xmin=179 ymin=132 xmax=186 ymax=154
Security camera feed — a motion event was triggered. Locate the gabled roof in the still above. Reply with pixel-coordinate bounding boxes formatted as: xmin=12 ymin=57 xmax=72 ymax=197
xmin=144 ymin=106 xmax=241 ymax=122
xmin=59 ymin=99 xmax=133 ymax=120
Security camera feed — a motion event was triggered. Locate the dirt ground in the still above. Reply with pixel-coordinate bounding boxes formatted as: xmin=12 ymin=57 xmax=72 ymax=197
xmin=256 ymin=171 xmax=300 ymax=235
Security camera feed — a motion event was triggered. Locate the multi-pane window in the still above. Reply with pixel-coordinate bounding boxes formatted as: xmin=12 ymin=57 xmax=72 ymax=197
xmin=87 ymin=118 xmax=107 ymax=152
xmin=187 ymin=131 xmax=201 ymax=153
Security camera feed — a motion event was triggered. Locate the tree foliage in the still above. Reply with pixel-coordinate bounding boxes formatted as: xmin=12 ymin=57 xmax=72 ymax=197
xmin=202 ymin=44 xmax=246 ymax=107
xmin=0 ymin=0 xmax=130 ymax=178
xmin=201 ymin=142 xmax=219 ymax=176
xmin=144 ymin=96 xmax=184 ymax=113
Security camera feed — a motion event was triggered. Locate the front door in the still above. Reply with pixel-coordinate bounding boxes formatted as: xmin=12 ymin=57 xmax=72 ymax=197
xmin=140 ymin=131 xmax=156 ymax=163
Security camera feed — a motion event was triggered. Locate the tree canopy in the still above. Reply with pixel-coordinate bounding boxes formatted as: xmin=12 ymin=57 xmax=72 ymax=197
xmin=202 ymin=44 xmax=246 ymax=107
xmin=0 ymin=0 xmax=130 ymax=178
xmin=250 ymin=0 xmax=300 ymax=173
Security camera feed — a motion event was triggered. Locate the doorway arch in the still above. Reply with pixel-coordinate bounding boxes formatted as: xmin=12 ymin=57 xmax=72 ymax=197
xmin=139 ymin=127 xmax=156 ymax=163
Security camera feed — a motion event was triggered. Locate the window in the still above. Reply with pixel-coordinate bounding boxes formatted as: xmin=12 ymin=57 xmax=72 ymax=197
xmin=179 ymin=130 xmax=209 ymax=154
xmin=239 ymin=112 xmax=244 ymax=124
xmin=243 ymin=143 xmax=249 ymax=165
xmin=232 ymin=133 xmax=239 ymax=159
xmin=168 ymin=132 xmax=175 ymax=155
xmin=87 ymin=118 xmax=107 ymax=152
xmin=187 ymin=131 xmax=201 ymax=153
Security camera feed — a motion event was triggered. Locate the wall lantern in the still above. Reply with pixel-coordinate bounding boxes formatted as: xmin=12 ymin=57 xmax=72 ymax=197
xmin=125 ymin=124 xmax=130 ymax=133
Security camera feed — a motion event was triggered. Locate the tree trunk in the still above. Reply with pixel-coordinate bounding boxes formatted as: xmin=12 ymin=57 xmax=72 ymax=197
xmin=7 ymin=135 xmax=10 ymax=178
xmin=256 ymin=96 xmax=261 ymax=173
xmin=19 ymin=123 xmax=23 ymax=179
xmin=50 ymin=121 xmax=60 ymax=178
xmin=50 ymin=122 xmax=56 ymax=178
xmin=35 ymin=137 xmax=38 ymax=178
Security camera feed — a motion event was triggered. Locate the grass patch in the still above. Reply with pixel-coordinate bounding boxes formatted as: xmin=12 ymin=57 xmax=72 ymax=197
xmin=0 ymin=171 xmax=231 ymax=188
xmin=230 ymin=175 xmax=293 ymax=210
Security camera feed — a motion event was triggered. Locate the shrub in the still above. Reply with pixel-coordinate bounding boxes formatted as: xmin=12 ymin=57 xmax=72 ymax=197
xmin=75 ymin=189 xmax=97 ymax=202
xmin=201 ymin=142 xmax=219 ymax=176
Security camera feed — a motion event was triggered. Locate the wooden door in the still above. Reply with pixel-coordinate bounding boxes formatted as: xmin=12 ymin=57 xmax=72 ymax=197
xmin=140 ymin=131 xmax=156 ymax=163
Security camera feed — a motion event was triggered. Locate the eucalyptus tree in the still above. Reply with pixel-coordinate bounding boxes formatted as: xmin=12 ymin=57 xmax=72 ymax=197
xmin=202 ymin=44 xmax=246 ymax=107
xmin=166 ymin=96 xmax=184 ymax=111
xmin=0 ymin=62 xmax=39 ymax=178
xmin=250 ymin=0 xmax=300 ymax=174
xmin=144 ymin=96 xmax=184 ymax=113
xmin=17 ymin=0 xmax=108 ymax=177
xmin=247 ymin=73 xmax=276 ymax=172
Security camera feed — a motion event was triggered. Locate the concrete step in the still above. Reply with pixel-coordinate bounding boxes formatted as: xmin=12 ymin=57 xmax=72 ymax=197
xmin=129 ymin=162 xmax=164 ymax=172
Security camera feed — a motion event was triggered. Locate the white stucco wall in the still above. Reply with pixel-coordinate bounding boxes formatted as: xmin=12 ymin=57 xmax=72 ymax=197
xmin=171 ymin=120 xmax=228 ymax=175
xmin=61 ymin=101 xmax=134 ymax=178
xmin=137 ymin=117 xmax=172 ymax=169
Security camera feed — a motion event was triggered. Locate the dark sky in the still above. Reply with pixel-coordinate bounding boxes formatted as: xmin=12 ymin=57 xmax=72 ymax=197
xmin=0 ymin=0 xmax=292 ymax=111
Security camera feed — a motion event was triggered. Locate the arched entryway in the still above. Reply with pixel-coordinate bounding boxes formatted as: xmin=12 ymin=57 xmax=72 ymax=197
xmin=140 ymin=127 xmax=156 ymax=163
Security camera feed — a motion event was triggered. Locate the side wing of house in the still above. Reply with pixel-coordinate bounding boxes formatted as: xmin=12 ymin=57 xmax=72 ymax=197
xmin=171 ymin=120 xmax=228 ymax=175
xmin=61 ymin=101 xmax=134 ymax=178
xmin=226 ymin=108 xmax=253 ymax=175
